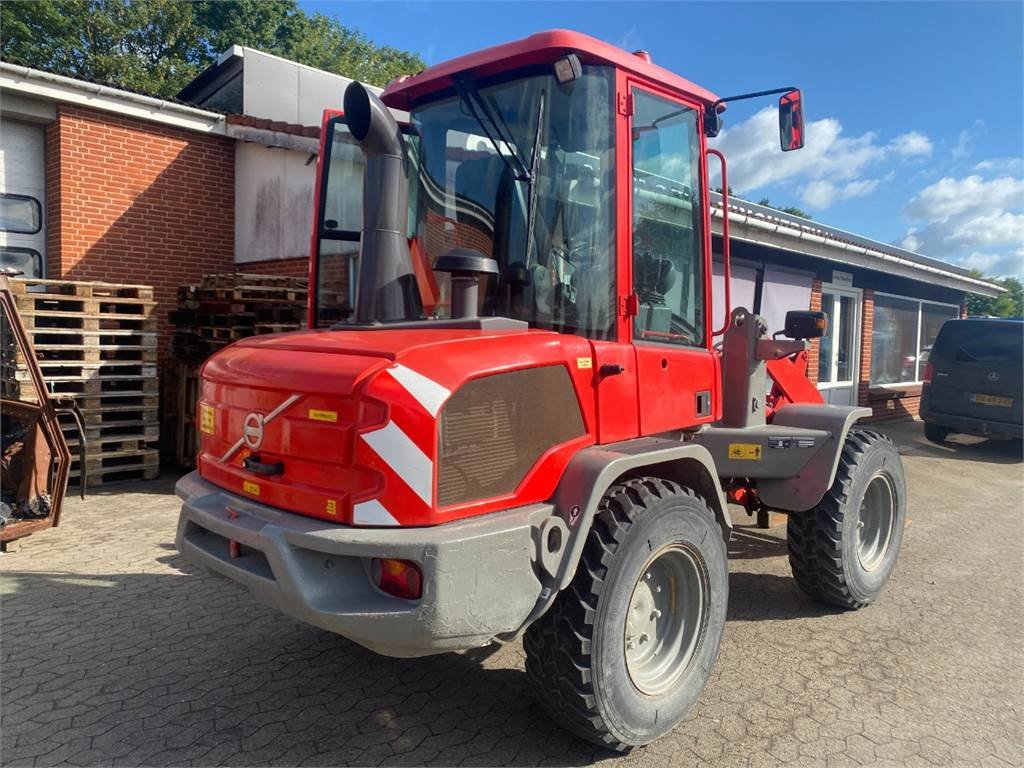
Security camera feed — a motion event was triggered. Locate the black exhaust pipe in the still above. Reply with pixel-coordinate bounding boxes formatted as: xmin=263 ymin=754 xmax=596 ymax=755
xmin=343 ymin=82 xmax=423 ymax=324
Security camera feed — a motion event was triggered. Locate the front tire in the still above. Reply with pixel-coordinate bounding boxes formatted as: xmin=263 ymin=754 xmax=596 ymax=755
xmin=787 ymin=429 xmax=906 ymax=609
xmin=524 ymin=478 xmax=728 ymax=751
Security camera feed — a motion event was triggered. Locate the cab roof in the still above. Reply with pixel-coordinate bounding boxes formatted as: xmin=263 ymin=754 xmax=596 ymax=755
xmin=381 ymin=29 xmax=720 ymax=110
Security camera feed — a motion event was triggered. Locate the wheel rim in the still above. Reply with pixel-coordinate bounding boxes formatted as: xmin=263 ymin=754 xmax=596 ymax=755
xmin=623 ymin=544 xmax=707 ymax=696
xmin=856 ymin=472 xmax=896 ymax=572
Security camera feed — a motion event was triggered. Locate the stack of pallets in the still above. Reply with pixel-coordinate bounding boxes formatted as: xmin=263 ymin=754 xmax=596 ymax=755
xmin=170 ymin=273 xmax=307 ymax=362
xmin=10 ymin=278 xmax=159 ymax=486
xmin=168 ymin=272 xmax=308 ymax=467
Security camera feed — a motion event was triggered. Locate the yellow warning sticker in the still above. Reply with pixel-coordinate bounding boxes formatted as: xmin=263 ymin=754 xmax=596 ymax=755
xmin=309 ymin=409 xmax=338 ymax=423
xmin=243 ymin=480 xmax=260 ymax=496
xmin=326 ymin=499 xmax=337 ymax=516
xmin=199 ymin=403 xmax=215 ymax=435
xmin=576 ymin=357 xmax=593 ymax=370
xmin=728 ymin=443 xmax=762 ymax=460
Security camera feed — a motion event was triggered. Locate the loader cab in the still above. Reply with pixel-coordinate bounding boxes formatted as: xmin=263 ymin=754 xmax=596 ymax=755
xmin=311 ymin=30 xmax=802 ymax=441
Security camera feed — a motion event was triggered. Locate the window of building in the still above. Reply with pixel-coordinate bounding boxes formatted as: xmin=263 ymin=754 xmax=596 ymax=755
xmin=0 ymin=194 xmax=42 ymax=235
xmin=0 ymin=247 xmax=43 ymax=278
xmin=870 ymin=293 xmax=959 ymax=386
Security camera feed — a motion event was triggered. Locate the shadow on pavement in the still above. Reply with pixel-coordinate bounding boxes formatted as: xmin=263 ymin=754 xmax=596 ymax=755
xmin=877 ymin=422 xmax=1022 ymax=465
xmin=726 ymin=524 xmax=788 ymax=561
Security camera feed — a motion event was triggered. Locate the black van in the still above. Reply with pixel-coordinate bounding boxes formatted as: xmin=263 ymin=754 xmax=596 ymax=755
xmin=920 ymin=318 xmax=1023 ymax=443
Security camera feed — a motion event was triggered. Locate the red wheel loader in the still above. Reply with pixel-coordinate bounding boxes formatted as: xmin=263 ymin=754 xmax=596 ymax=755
xmin=176 ymin=31 xmax=906 ymax=749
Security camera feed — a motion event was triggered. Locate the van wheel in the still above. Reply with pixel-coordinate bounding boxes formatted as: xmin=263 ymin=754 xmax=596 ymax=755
xmin=787 ymin=430 xmax=906 ymax=609
xmin=523 ymin=478 xmax=728 ymax=751
xmin=924 ymin=421 xmax=949 ymax=444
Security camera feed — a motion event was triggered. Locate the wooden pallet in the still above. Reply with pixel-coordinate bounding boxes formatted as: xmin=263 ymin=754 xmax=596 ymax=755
xmin=70 ymin=456 xmax=160 ymax=487
xmin=171 ymin=272 xmax=309 ymax=365
xmin=173 ymin=361 xmax=201 ymax=469
xmin=9 ymin=277 xmax=161 ymax=487
xmin=9 ymin=278 xmax=154 ymax=301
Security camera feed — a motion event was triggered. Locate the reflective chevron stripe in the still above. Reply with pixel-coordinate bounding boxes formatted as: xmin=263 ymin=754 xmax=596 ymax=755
xmin=360 ymin=420 xmax=433 ymax=506
xmin=386 ymin=363 xmax=451 ymax=417
xmin=352 ymin=499 xmax=400 ymax=526
xmin=355 ymin=363 xmax=450 ymax=525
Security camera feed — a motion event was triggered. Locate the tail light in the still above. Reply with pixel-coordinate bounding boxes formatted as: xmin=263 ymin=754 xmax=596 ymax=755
xmin=371 ymin=558 xmax=422 ymax=600
xmin=923 ymin=362 xmax=934 ymax=384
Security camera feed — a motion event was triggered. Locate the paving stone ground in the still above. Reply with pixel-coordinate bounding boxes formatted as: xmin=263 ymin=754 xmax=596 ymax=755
xmin=1 ymin=422 xmax=1022 ymax=767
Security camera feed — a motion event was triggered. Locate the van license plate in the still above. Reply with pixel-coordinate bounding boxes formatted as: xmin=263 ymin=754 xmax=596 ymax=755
xmin=970 ymin=393 xmax=1012 ymax=407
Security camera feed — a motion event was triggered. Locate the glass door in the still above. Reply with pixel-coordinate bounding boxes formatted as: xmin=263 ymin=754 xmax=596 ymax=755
xmin=817 ymin=285 xmax=862 ymax=405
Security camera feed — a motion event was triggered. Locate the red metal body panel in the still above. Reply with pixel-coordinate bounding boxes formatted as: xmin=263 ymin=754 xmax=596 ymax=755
xmin=382 ymin=30 xmax=721 ymax=111
xmin=766 ymin=351 xmax=825 ymax=419
xmin=197 ymin=327 xmax=598 ymax=526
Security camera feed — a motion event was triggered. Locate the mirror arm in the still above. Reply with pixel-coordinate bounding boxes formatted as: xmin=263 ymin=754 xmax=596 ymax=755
xmin=704 ymin=86 xmax=800 ymax=137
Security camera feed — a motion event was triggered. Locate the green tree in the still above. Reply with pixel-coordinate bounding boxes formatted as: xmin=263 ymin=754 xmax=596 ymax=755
xmin=964 ymin=271 xmax=1023 ymax=318
xmin=0 ymin=0 xmax=425 ymax=97
xmin=758 ymin=198 xmax=812 ymax=220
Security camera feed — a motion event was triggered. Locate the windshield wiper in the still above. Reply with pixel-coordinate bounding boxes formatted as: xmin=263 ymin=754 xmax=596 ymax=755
xmin=453 ymin=75 xmax=532 ymax=182
xmin=524 ymin=89 xmax=546 ymax=267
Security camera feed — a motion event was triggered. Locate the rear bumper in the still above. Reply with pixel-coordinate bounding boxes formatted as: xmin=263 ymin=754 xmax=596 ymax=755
xmin=920 ymin=398 xmax=1023 ymax=439
xmin=175 ymin=472 xmax=552 ymax=657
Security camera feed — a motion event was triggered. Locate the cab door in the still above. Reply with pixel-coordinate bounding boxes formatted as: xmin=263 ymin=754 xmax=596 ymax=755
xmin=629 ymin=87 xmax=718 ymax=435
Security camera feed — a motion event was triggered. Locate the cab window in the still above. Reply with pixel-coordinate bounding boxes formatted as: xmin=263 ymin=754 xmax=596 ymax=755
xmin=631 ymin=91 xmax=705 ymax=347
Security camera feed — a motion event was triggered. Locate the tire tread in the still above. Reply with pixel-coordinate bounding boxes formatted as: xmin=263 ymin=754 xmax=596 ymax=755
xmin=524 ymin=477 xmax=714 ymax=751
xmin=787 ymin=428 xmax=894 ymax=609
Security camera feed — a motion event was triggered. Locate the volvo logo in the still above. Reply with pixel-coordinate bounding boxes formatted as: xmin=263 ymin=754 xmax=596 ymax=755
xmin=220 ymin=393 xmax=302 ymax=463
xmin=988 ymin=371 xmax=1000 ymax=382
xmin=242 ymin=412 xmax=265 ymax=450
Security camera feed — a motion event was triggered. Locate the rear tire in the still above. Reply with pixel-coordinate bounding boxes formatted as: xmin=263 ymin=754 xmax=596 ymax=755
xmin=787 ymin=430 xmax=906 ymax=609
xmin=924 ymin=421 xmax=949 ymax=444
xmin=524 ymin=478 xmax=727 ymax=751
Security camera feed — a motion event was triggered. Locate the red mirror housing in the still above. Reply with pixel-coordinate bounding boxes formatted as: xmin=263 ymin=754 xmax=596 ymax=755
xmin=779 ymin=89 xmax=805 ymax=151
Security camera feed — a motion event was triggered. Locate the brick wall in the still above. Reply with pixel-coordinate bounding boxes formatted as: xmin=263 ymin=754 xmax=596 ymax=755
xmin=241 ymin=256 xmax=310 ymax=279
xmin=45 ymin=105 xmax=235 ymax=358
xmin=806 ymin=277 xmax=822 ymax=384
xmin=858 ymin=288 xmax=874 ymax=409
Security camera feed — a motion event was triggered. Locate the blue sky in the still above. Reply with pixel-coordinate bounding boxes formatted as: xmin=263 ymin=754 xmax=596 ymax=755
xmin=299 ymin=1 xmax=1024 ymax=277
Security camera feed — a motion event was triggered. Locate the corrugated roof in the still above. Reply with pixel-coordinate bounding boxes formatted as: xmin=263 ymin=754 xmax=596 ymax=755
xmin=710 ymin=192 xmax=1002 ymax=295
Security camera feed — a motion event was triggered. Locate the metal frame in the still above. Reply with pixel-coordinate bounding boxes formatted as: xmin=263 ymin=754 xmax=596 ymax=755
xmin=817 ymin=283 xmax=863 ymax=402
xmin=870 ymin=290 xmax=960 ymax=386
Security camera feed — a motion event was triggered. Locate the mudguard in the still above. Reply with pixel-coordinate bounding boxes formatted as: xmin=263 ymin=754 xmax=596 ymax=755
xmin=508 ymin=438 xmax=730 ymax=636
xmin=757 ymin=404 xmax=872 ymax=512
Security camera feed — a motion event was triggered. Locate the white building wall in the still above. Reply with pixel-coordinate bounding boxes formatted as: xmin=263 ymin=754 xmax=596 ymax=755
xmin=234 ymin=143 xmax=314 ymax=263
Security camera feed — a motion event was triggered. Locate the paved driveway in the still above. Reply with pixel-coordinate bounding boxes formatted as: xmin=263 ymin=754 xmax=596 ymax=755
xmin=2 ymin=423 xmax=1022 ymax=767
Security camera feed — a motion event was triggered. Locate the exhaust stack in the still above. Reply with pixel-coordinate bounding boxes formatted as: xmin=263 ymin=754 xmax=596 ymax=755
xmin=343 ymin=82 xmax=423 ymax=324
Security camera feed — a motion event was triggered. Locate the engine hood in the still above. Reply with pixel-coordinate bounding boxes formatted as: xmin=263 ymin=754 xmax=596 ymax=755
xmin=196 ymin=326 xmax=596 ymax=527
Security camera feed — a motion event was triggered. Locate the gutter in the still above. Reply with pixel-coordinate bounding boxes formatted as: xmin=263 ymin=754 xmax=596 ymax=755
xmin=710 ymin=204 xmax=1004 ymax=299
xmin=0 ymin=61 xmax=225 ymax=135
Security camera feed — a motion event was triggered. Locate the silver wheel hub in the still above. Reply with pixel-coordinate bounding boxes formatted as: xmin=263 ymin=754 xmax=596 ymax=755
xmin=856 ymin=472 xmax=896 ymax=572
xmin=624 ymin=544 xmax=707 ymax=696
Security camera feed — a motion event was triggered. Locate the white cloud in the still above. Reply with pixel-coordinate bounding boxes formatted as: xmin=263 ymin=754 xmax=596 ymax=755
xmin=951 ymin=129 xmax=973 ymax=162
xmin=709 ymin=107 xmax=931 ymax=209
xmin=900 ymin=175 xmax=1024 ymax=278
xmin=973 ymin=157 xmax=1023 ymax=174
xmin=903 ymin=175 xmax=1024 ymax=222
xmin=891 ymin=131 xmax=933 ymax=158
xmin=800 ymin=178 xmax=880 ymax=209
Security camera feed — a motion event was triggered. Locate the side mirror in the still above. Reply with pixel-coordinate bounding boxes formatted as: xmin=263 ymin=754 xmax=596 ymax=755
xmin=779 ymin=89 xmax=805 ymax=152
xmin=783 ymin=310 xmax=826 ymax=339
